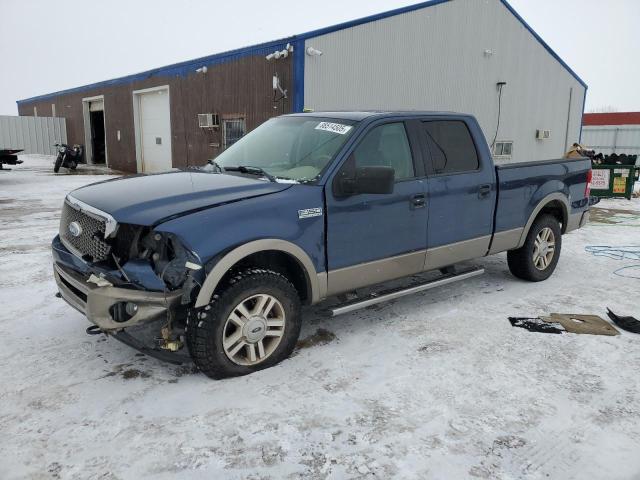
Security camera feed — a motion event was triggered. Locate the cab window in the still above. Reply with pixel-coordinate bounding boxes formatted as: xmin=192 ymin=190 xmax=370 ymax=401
xmin=353 ymin=123 xmax=415 ymax=181
xmin=422 ymin=120 xmax=479 ymax=174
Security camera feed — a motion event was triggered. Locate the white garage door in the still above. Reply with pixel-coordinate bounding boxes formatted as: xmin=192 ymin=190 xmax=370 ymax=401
xmin=138 ymin=88 xmax=172 ymax=173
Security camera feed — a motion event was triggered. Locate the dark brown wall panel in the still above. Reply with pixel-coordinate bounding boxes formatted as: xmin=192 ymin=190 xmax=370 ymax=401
xmin=18 ymin=54 xmax=293 ymax=173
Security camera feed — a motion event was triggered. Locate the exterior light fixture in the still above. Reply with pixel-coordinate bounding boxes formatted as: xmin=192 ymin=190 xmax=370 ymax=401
xmin=266 ymin=43 xmax=294 ymax=61
xmin=306 ymin=47 xmax=323 ymax=57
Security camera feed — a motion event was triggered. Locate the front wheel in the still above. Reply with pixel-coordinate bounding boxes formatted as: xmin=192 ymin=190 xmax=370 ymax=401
xmin=507 ymin=214 xmax=562 ymax=282
xmin=53 ymin=154 xmax=63 ymax=173
xmin=186 ymin=268 xmax=302 ymax=379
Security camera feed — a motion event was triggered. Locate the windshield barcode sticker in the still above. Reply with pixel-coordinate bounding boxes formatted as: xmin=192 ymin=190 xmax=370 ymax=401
xmin=315 ymin=122 xmax=352 ymax=135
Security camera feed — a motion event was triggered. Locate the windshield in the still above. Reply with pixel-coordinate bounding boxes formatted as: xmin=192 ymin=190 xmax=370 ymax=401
xmin=212 ymin=116 xmax=358 ymax=183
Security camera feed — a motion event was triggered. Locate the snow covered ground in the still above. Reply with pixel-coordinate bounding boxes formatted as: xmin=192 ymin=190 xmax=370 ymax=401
xmin=1 ymin=156 xmax=640 ymax=480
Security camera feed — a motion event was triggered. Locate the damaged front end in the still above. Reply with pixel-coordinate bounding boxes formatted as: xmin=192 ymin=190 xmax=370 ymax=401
xmin=53 ymin=197 xmax=205 ymax=351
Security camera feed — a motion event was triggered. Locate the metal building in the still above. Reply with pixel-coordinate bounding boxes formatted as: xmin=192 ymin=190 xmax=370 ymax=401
xmin=582 ymin=112 xmax=640 ymax=159
xmin=16 ymin=0 xmax=586 ymax=173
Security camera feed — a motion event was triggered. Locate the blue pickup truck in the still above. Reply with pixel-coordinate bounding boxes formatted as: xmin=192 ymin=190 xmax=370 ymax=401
xmin=53 ymin=112 xmax=592 ymax=378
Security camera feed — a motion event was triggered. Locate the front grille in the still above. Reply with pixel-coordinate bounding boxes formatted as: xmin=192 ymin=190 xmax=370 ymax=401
xmin=59 ymin=201 xmax=112 ymax=262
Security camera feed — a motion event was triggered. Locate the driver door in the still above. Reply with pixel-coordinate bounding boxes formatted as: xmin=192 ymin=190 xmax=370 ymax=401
xmin=325 ymin=121 xmax=428 ymax=296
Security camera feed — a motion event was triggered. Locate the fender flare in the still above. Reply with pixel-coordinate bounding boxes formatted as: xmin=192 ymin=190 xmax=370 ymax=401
xmin=516 ymin=192 xmax=569 ymax=249
xmin=194 ymin=239 xmax=325 ymax=308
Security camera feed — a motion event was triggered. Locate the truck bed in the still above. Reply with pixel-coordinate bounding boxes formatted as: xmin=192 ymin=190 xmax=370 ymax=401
xmin=492 ymin=157 xmax=591 ymax=251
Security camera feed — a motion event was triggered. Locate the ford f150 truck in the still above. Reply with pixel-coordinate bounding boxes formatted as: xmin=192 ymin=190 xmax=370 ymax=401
xmin=52 ymin=112 xmax=592 ymax=379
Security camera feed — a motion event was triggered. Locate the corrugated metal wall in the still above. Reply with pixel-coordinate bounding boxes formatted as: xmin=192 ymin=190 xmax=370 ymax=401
xmin=18 ymin=53 xmax=293 ymax=173
xmin=582 ymin=126 xmax=640 ymax=158
xmin=0 ymin=115 xmax=67 ymax=155
xmin=303 ymin=0 xmax=586 ymax=163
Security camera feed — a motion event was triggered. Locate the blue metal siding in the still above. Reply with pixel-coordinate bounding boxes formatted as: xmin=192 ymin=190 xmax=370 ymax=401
xmin=292 ymin=39 xmax=306 ymax=113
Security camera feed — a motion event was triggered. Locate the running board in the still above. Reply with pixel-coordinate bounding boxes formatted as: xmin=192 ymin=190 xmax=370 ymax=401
xmin=330 ymin=267 xmax=485 ymax=317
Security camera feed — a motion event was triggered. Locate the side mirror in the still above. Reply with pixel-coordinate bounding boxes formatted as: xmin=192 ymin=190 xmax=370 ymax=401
xmin=334 ymin=166 xmax=395 ymax=196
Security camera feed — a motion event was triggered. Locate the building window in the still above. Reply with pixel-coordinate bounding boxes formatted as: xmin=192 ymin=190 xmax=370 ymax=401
xmin=493 ymin=141 xmax=513 ymax=158
xmin=223 ymin=118 xmax=246 ymax=149
xmin=51 ymin=104 xmax=56 ymax=117
xmin=33 ymin=106 xmax=38 ymax=117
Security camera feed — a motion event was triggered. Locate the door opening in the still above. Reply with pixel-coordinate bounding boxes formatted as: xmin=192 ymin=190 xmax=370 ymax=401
xmin=82 ymin=95 xmax=108 ymax=166
xmin=90 ymin=110 xmax=106 ymax=164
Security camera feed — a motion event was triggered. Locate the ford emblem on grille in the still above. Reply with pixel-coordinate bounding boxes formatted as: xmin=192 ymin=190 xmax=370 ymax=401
xmin=68 ymin=221 xmax=83 ymax=238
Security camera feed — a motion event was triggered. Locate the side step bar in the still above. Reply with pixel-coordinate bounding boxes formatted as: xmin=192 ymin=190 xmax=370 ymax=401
xmin=330 ymin=267 xmax=485 ymax=317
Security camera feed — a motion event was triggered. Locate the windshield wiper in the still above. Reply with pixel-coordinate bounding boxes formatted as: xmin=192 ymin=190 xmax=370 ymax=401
xmin=224 ymin=165 xmax=277 ymax=183
xmin=205 ymin=159 xmax=224 ymax=173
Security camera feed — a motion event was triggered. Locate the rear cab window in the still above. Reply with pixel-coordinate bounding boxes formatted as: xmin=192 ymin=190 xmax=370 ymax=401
xmin=422 ymin=120 xmax=479 ymax=174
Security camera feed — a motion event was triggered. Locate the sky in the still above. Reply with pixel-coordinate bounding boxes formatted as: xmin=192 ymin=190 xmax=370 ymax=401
xmin=0 ymin=0 xmax=639 ymax=115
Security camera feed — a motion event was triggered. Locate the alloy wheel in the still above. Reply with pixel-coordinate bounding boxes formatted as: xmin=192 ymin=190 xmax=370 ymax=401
xmin=533 ymin=227 xmax=556 ymax=270
xmin=222 ymin=294 xmax=286 ymax=366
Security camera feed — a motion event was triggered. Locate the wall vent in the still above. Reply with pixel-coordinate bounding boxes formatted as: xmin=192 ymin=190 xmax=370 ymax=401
xmin=536 ymin=129 xmax=551 ymax=140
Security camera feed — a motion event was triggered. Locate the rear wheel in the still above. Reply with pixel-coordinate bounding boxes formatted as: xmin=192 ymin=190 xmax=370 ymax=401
xmin=186 ymin=268 xmax=302 ymax=379
xmin=507 ymin=214 xmax=562 ymax=282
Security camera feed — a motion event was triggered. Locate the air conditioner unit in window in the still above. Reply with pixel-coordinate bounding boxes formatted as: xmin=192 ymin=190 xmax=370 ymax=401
xmin=198 ymin=113 xmax=219 ymax=129
xmin=536 ymin=129 xmax=551 ymax=140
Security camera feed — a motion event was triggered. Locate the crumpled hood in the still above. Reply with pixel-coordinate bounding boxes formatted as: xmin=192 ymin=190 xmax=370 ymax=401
xmin=69 ymin=171 xmax=292 ymax=226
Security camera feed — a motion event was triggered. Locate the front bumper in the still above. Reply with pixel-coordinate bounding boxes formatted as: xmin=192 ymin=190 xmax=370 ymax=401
xmin=53 ymin=263 xmax=181 ymax=331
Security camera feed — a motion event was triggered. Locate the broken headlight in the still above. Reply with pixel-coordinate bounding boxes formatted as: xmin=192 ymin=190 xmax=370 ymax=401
xmin=138 ymin=231 xmax=200 ymax=289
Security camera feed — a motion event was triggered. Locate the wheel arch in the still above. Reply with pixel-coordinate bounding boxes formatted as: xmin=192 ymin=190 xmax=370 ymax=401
xmin=516 ymin=193 xmax=569 ymax=249
xmin=194 ymin=240 xmax=325 ymax=308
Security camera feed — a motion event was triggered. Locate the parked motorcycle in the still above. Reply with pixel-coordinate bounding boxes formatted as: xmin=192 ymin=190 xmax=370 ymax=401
xmin=53 ymin=143 xmax=85 ymax=173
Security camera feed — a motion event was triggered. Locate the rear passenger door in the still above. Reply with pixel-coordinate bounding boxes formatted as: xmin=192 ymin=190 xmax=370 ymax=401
xmin=419 ymin=119 xmax=497 ymax=270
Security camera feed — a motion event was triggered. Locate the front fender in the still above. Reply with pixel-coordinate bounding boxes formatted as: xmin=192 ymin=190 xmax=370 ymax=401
xmin=193 ymin=239 xmax=326 ymax=308
xmin=155 ymin=185 xmax=327 ymax=305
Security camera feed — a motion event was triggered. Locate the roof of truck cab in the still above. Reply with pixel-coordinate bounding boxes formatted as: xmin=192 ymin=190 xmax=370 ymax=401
xmin=286 ymin=111 xmax=466 ymax=121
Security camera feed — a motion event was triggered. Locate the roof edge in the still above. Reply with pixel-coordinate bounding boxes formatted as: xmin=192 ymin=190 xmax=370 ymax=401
xmin=297 ymin=0 xmax=587 ymax=90
xmin=17 ymin=36 xmax=296 ymax=105
xmin=583 ymin=112 xmax=640 ymax=126
xmin=297 ymin=0 xmax=451 ymax=40
xmin=498 ymin=0 xmax=587 ymax=89
xmin=17 ymin=0 xmax=587 ymax=105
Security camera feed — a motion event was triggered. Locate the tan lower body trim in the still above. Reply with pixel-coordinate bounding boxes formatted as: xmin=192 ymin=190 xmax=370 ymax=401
xmin=326 ymin=250 xmax=426 ymax=297
xmin=316 ymin=272 xmax=328 ymax=301
xmin=325 ymin=235 xmax=496 ymax=298
xmin=488 ymin=228 xmax=523 ymax=254
xmin=424 ymin=235 xmax=491 ymax=271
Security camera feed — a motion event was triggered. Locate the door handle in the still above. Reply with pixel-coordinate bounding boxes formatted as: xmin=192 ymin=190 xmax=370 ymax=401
xmin=478 ymin=184 xmax=492 ymax=198
xmin=411 ymin=194 xmax=426 ymax=208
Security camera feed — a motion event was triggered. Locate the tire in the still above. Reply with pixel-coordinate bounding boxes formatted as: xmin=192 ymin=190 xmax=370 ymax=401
xmin=69 ymin=161 xmax=77 ymax=170
xmin=53 ymin=155 xmax=63 ymax=173
xmin=186 ymin=268 xmax=302 ymax=379
xmin=507 ymin=214 xmax=562 ymax=282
